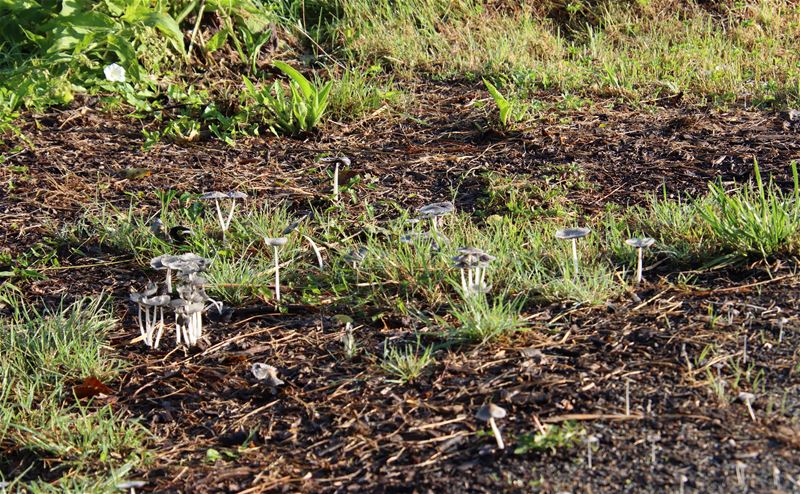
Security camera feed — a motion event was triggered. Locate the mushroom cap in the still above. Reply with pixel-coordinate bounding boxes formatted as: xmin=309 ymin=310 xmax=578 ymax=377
xmin=143 ymin=281 xmax=158 ymax=296
xmin=737 ymin=391 xmax=756 ymax=402
xmin=344 ymin=247 xmax=368 ymax=263
xmin=625 ymin=237 xmax=656 ymax=248
xmin=185 ymin=302 xmax=206 ymax=314
xmin=150 ymin=254 xmax=176 ymax=270
xmin=555 ymin=227 xmax=591 ymax=240
xmin=476 ymin=403 xmax=507 ymax=421
xmin=320 ymin=155 xmax=352 ymax=167
xmin=458 ymin=247 xmax=486 ymax=256
xmin=264 ymin=236 xmax=289 ymax=247
xmin=198 ymin=191 xmax=227 ymax=200
xmin=129 ymin=292 xmax=144 ymax=304
xmin=418 ymin=201 xmax=455 ymax=217
xmin=170 ymin=299 xmax=188 ymax=310
xmin=226 ymin=191 xmax=248 ymax=199
xmin=142 ymin=294 xmax=171 ymax=306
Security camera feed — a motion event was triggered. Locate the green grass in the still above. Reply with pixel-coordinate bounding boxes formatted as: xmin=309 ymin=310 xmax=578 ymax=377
xmin=0 ymin=289 xmax=149 ymax=490
xmin=381 ymin=335 xmax=435 ymax=384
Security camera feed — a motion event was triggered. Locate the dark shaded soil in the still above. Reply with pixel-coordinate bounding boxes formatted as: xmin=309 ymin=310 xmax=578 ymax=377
xmin=2 ymin=83 xmax=800 ymax=493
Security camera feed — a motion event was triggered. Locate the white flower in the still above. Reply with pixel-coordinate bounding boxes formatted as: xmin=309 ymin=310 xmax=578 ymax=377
xmin=104 ymin=63 xmax=126 ymax=83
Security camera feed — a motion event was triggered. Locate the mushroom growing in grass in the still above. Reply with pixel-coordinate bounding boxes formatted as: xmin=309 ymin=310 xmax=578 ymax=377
xmin=476 ymin=403 xmax=507 ymax=450
xmin=151 ymin=253 xmax=212 ymax=294
xmin=453 ymin=247 xmax=496 ymax=296
xmin=417 ymin=201 xmax=454 ymax=238
xmin=737 ymin=392 xmax=757 ymax=421
xmin=625 ymin=237 xmax=655 ymax=284
xmin=199 ymin=191 xmax=248 ymax=242
xmin=264 ymin=237 xmax=288 ymax=302
xmin=344 ymin=247 xmax=368 ymax=269
xmin=130 ymin=282 xmax=157 ymax=347
xmin=320 ymin=155 xmax=351 ymax=202
xmin=555 ymin=227 xmax=591 ymax=276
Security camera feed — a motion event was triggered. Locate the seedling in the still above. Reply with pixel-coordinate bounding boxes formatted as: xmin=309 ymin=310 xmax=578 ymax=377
xmin=556 ymin=227 xmax=591 ymax=276
xmin=625 ymin=237 xmax=655 ymax=284
xmin=320 ymin=155 xmax=351 ymax=202
xmin=263 ymin=237 xmax=288 ymax=302
xmin=199 ymin=191 xmax=248 ymax=243
xmin=476 ymin=403 xmax=507 ymax=450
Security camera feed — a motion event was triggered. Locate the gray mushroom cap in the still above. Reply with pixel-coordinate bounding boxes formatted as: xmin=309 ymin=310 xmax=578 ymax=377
xmin=737 ymin=391 xmax=756 ymax=403
xmin=476 ymin=403 xmax=507 ymax=421
xmin=198 ymin=191 xmax=227 ymax=200
xmin=264 ymin=237 xmax=289 ymax=247
xmin=185 ymin=302 xmax=206 ymax=314
xmin=555 ymin=227 xmax=591 ymax=240
xmin=625 ymin=237 xmax=656 ymax=248
xmin=226 ymin=191 xmax=248 ymax=199
xmin=129 ymin=292 xmax=144 ymax=304
xmin=164 ymin=253 xmax=212 ymax=273
xmin=142 ymin=294 xmax=171 ymax=307
xmin=320 ymin=155 xmax=352 ymax=167
xmin=150 ymin=254 xmax=176 ymax=270
xmin=418 ymin=201 xmax=455 ymax=217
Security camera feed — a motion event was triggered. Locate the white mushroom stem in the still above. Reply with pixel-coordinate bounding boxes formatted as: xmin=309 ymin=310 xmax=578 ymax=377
xmin=153 ymin=307 xmax=165 ymax=349
xmin=136 ymin=304 xmax=145 ymax=342
xmin=489 ymin=417 xmax=504 ymax=450
xmin=213 ymin=198 xmax=227 ymax=241
xmin=571 ymin=238 xmax=580 ymax=276
xmin=175 ymin=314 xmax=182 ymax=346
xmin=166 ymin=269 xmax=173 ymax=295
xmin=333 ymin=162 xmax=339 ymax=201
xmin=273 ymin=245 xmax=281 ymax=302
xmin=304 ymin=235 xmax=324 ymax=270
xmin=636 ymin=247 xmax=644 ymax=284
xmin=225 ymin=199 xmax=238 ymax=231
xmin=460 ymin=268 xmax=468 ymax=293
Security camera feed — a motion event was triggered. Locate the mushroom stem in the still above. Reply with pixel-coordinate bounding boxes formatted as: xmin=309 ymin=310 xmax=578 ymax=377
xmin=571 ymin=238 xmax=579 ymax=277
xmin=273 ymin=245 xmax=281 ymax=302
xmin=154 ymin=307 xmax=164 ymax=349
xmin=166 ymin=269 xmax=173 ymax=295
xmin=333 ymin=162 xmax=339 ymax=201
xmin=225 ymin=199 xmax=238 ymax=232
xmin=213 ymin=198 xmax=227 ymax=242
xmin=636 ymin=247 xmax=644 ymax=284
xmin=136 ymin=304 xmax=145 ymax=342
xmin=489 ymin=417 xmax=504 ymax=450
xmin=625 ymin=380 xmax=631 ymax=416
xmin=460 ymin=268 xmax=468 ymax=293
xmin=304 ymin=235 xmax=324 ymax=270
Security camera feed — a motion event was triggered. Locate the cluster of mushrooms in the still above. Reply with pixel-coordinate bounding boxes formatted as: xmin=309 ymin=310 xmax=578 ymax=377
xmin=130 ymin=253 xmax=220 ymax=349
xmin=556 ymin=227 xmax=656 ymax=283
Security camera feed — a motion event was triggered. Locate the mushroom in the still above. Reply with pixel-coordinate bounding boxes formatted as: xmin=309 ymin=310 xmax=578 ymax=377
xmin=555 ymin=227 xmax=591 ymax=276
xmin=142 ymin=294 xmax=171 ymax=349
xmin=453 ymin=247 xmax=495 ymax=296
xmin=344 ymin=246 xmax=368 ymax=269
xmin=417 ymin=201 xmax=454 ymax=238
xmin=737 ymin=392 xmax=756 ymax=421
xmin=586 ymin=435 xmax=599 ymax=469
xmin=150 ymin=254 xmax=177 ymax=294
xmin=625 ymin=237 xmax=655 ymax=284
xmin=251 ymin=363 xmax=285 ymax=387
xmin=320 ymin=156 xmax=351 ymax=202
xmin=199 ymin=191 xmax=248 ymax=242
xmin=264 ymin=237 xmax=288 ymax=302
xmin=475 ymin=403 xmax=507 ymax=450
xmin=130 ymin=282 xmax=157 ymax=346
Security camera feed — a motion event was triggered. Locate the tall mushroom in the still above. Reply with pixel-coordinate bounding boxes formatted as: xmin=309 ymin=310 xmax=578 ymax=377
xmin=555 ymin=227 xmax=591 ymax=277
xmin=264 ymin=237 xmax=288 ymax=302
xmin=320 ymin=156 xmax=351 ymax=202
xmin=453 ymin=247 xmax=495 ymax=296
xmin=199 ymin=191 xmax=248 ymax=243
xmin=476 ymin=403 xmax=507 ymax=450
xmin=625 ymin=237 xmax=655 ymax=284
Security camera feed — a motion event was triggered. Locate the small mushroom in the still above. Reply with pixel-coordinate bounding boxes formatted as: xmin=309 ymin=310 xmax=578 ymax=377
xmin=737 ymin=392 xmax=756 ymax=421
xmin=320 ymin=156 xmax=351 ymax=202
xmin=264 ymin=237 xmax=289 ymax=302
xmin=453 ymin=247 xmax=495 ymax=296
xmin=417 ymin=201 xmax=454 ymax=237
xmin=251 ymin=363 xmax=285 ymax=387
xmin=344 ymin=246 xmax=368 ymax=268
xmin=199 ymin=191 xmax=247 ymax=242
xmin=625 ymin=237 xmax=655 ymax=284
xmin=586 ymin=435 xmax=599 ymax=469
xmin=555 ymin=227 xmax=591 ymax=276
xmin=475 ymin=403 xmax=507 ymax=450
xmin=150 ymin=255 xmax=178 ymax=294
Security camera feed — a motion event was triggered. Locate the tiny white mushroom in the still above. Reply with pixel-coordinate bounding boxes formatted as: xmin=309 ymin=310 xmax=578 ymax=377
xmin=586 ymin=435 xmax=599 ymax=469
xmin=199 ymin=191 xmax=246 ymax=243
xmin=737 ymin=391 xmax=756 ymax=421
xmin=555 ymin=227 xmax=591 ymax=276
xmin=251 ymin=363 xmax=285 ymax=387
xmin=417 ymin=201 xmax=454 ymax=237
xmin=264 ymin=237 xmax=289 ymax=302
xmin=625 ymin=237 xmax=655 ymax=284
xmin=320 ymin=156 xmax=351 ymax=202
xmin=475 ymin=403 xmax=507 ymax=450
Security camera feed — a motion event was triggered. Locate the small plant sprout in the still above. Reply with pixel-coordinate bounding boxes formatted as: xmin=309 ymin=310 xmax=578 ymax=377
xmin=417 ymin=201 xmax=454 ymax=238
xmin=320 ymin=155 xmax=351 ymax=202
xmin=199 ymin=191 xmax=248 ymax=242
xmin=555 ymin=227 xmax=591 ymax=276
xmin=453 ymin=247 xmax=496 ymax=296
xmin=251 ymin=363 xmax=285 ymax=387
xmin=737 ymin=392 xmax=757 ymax=421
xmin=263 ymin=237 xmax=288 ymax=302
xmin=476 ymin=403 xmax=507 ymax=450
xmin=625 ymin=237 xmax=655 ymax=284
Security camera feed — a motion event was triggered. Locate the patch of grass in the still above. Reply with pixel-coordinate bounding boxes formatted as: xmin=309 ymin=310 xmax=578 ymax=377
xmin=0 ymin=291 xmax=149 ymax=489
xmin=449 ymin=294 xmax=525 ymax=344
xmin=514 ymin=421 xmax=585 ymax=455
xmin=326 ymin=66 xmax=406 ymax=121
xmin=380 ymin=336 xmax=435 ymax=384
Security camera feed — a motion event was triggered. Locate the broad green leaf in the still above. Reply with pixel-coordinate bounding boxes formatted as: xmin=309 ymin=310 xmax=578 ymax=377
xmin=274 ymin=61 xmax=313 ymax=99
xmin=140 ymin=12 xmax=185 ymax=54
xmin=206 ymin=28 xmax=229 ymax=53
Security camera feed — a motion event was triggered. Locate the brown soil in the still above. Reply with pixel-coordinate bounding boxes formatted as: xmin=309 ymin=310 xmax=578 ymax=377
xmin=1 ymin=82 xmax=799 ymax=493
